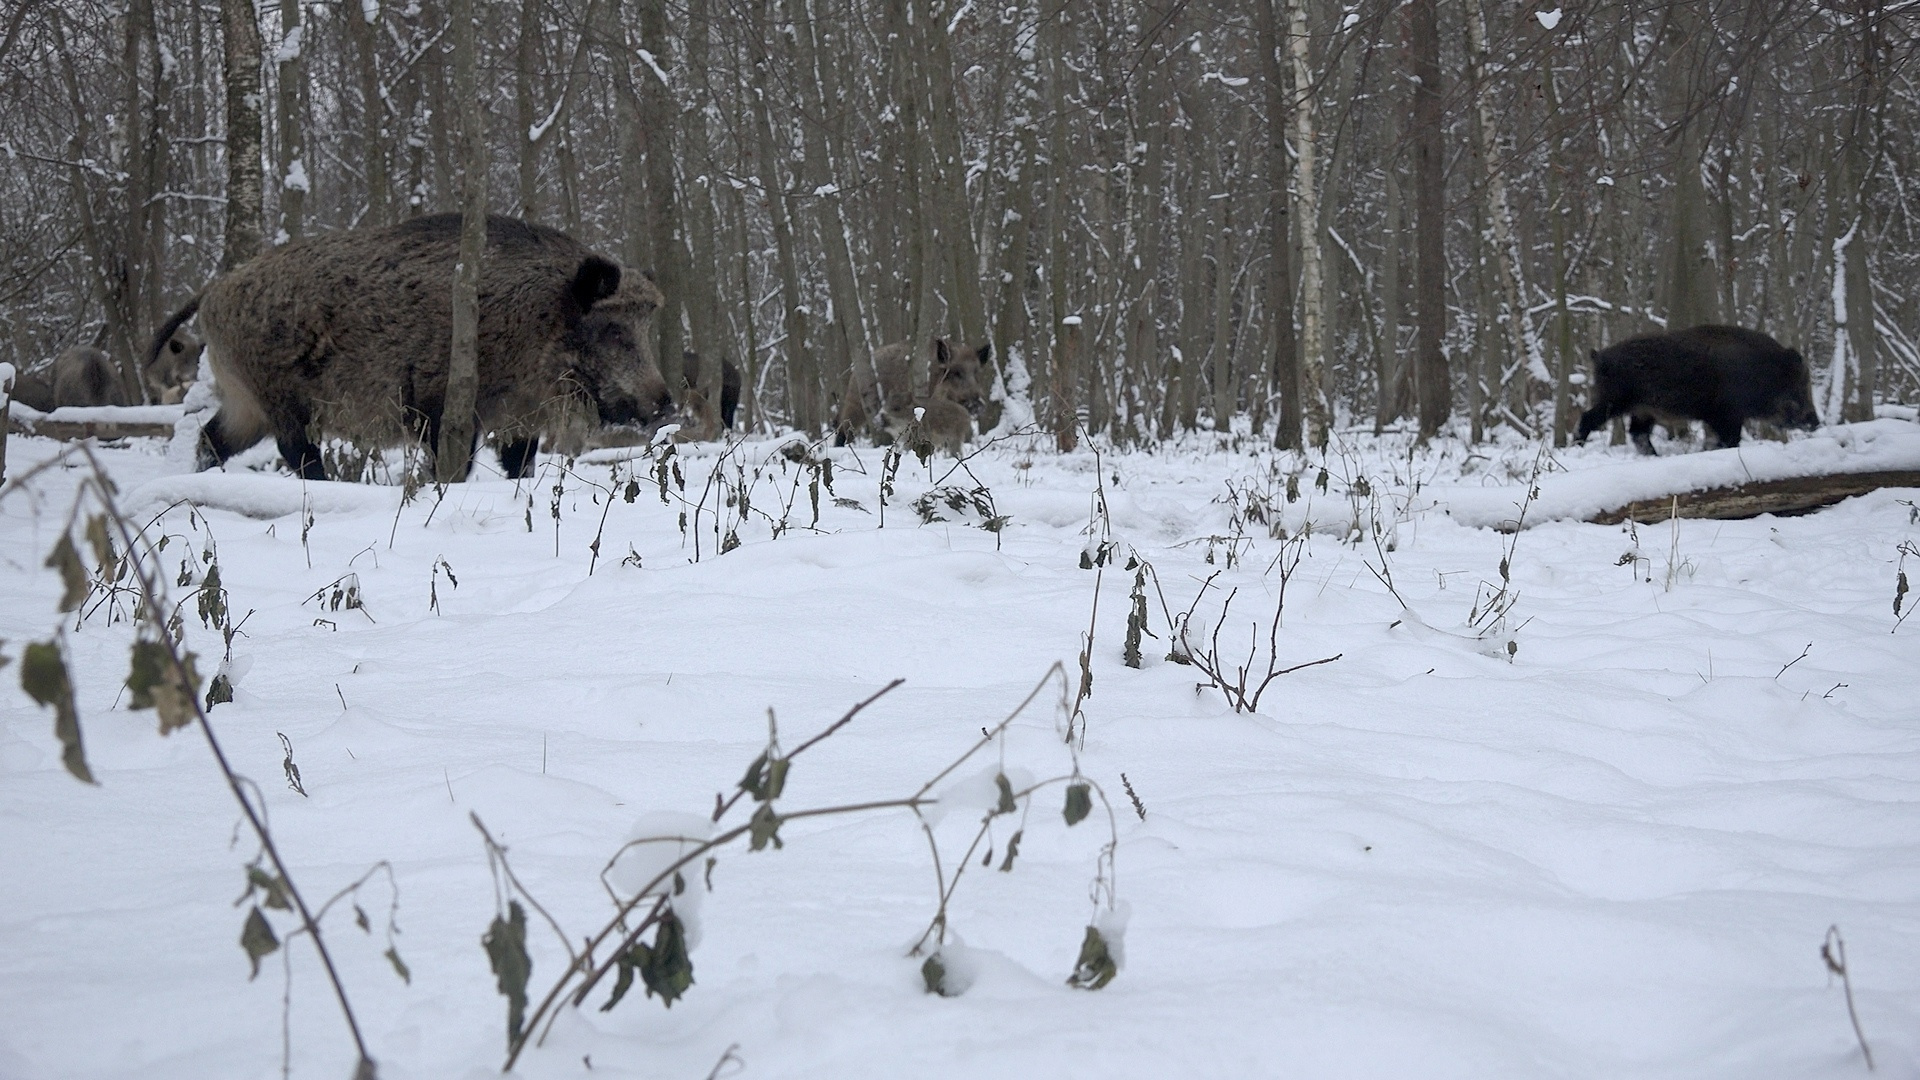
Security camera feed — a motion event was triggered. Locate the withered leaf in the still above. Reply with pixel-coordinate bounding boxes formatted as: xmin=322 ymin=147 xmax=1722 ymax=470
xmin=993 ymin=773 xmax=1017 ymax=816
xmin=1066 ymin=925 xmax=1117 ymax=990
xmin=384 ymin=946 xmax=411 ymax=985
xmin=45 ymin=534 xmax=88 ymax=612
xmin=84 ymin=515 xmax=119 ymax=584
xmin=126 ymin=640 xmax=201 ymax=734
xmin=22 ymin=640 xmax=93 ymax=784
xmin=747 ymin=803 xmax=783 ymax=851
xmin=241 ymin=905 xmax=280 ymax=981
xmin=482 ymin=901 xmax=531 ymax=1048
xmin=1063 ymin=783 xmax=1092 ymax=827
xmin=998 ymin=830 xmax=1023 ymax=873
xmin=921 ymin=953 xmax=952 ymax=996
xmin=246 ymin=865 xmax=293 ymax=911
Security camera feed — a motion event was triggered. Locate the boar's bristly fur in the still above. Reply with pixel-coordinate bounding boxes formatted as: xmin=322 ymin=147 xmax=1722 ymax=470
xmin=1575 ymin=324 xmax=1819 ymax=455
xmin=179 ymin=213 xmax=672 ymax=481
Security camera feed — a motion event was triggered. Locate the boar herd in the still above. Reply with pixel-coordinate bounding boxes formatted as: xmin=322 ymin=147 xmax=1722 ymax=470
xmin=13 ymin=211 xmax=1827 ymax=479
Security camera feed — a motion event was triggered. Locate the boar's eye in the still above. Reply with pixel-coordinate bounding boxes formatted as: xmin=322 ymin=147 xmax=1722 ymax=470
xmin=597 ymin=324 xmax=633 ymax=350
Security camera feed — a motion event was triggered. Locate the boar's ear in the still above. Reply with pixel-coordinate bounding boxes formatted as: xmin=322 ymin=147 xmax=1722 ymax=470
xmin=933 ymin=337 xmax=953 ymax=369
xmin=570 ymin=257 xmax=622 ymax=311
xmin=1589 ymin=348 xmax=1600 ymax=362
xmin=975 ymin=342 xmax=993 ymax=365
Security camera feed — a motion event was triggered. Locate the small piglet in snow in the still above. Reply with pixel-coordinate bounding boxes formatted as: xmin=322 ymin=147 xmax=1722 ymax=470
xmin=1575 ymin=324 xmax=1819 ymax=454
xmin=155 ymin=213 xmax=674 ymax=481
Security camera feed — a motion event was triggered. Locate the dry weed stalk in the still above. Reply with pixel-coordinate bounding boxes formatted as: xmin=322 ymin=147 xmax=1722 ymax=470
xmin=2 ymin=444 xmax=386 ymax=1079
xmin=491 ymin=665 xmax=1122 ymax=1071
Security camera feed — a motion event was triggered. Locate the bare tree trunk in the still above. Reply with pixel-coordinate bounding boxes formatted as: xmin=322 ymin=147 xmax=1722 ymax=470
xmin=438 ymin=0 xmax=487 ymax=483
xmin=1288 ymin=0 xmax=1329 ymax=448
xmin=220 ymin=0 xmax=264 ymax=272
xmin=922 ymin=8 xmax=987 ymax=353
xmin=275 ymin=0 xmax=305 ymax=243
xmin=1255 ymin=0 xmax=1298 ymax=447
xmin=637 ymin=0 xmax=684 ymax=397
xmin=515 ymin=0 xmax=540 ymax=220
xmin=1842 ymin=0 xmax=1883 ymax=423
xmin=751 ymin=3 xmax=814 ymax=431
xmin=1044 ymin=0 xmax=1075 ymax=448
xmin=994 ymin=106 xmax=1038 ymax=425
xmin=682 ymin=0 xmax=724 ymax=414
xmin=1409 ymin=0 xmax=1449 ymax=440
xmin=1211 ymin=193 xmax=1236 ymax=432
xmin=1377 ymin=145 xmax=1405 ymax=431
xmin=1663 ymin=12 xmax=1716 ymax=332
xmin=786 ymin=0 xmax=866 ymax=410
xmin=1054 ymin=316 xmax=1080 ymax=452
xmin=347 ymin=1 xmax=388 ymax=226
xmin=1544 ymin=49 xmax=1571 ymax=446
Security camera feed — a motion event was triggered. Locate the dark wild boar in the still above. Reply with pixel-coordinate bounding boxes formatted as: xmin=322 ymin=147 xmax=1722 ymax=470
xmin=1575 ymin=324 xmax=1818 ymax=455
xmin=153 ymin=213 xmax=673 ymax=481
xmin=50 ymin=346 xmax=127 ymax=408
xmin=833 ymin=337 xmax=992 ymax=447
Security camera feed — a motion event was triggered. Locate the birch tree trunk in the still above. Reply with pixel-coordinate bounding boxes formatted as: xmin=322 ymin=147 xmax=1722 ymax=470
xmin=1465 ymin=0 xmax=1533 ymax=428
xmin=438 ymin=0 xmax=486 ymax=483
xmin=1288 ymin=0 xmax=1329 ymax=448
xmin=220 ymin=0 xmax=264 ymax=272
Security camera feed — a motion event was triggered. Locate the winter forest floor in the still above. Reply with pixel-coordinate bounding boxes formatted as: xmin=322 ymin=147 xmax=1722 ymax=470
xmin=2 ymin=419 xmax=1917 ymax=1080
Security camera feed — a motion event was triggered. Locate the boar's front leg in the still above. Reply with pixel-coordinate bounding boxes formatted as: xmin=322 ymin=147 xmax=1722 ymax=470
xmin=497 ymin=436 xmax=540 ymax=479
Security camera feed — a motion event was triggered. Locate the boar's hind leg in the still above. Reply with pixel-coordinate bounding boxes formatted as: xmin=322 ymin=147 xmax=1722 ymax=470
xmin=497 ymin=436 xmax=540 ymax=479
xmin=1627 ymin=412 xmax=1659 ymax=456
xmin=197 ymin=408 xmax=266 ymax=471
xmin=1706 ymin=413 xmax=1743 ymax=450
xmin=273 ymin=431 xmax=327 ymax=481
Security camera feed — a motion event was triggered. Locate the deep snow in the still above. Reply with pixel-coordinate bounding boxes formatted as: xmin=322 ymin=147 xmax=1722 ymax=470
xmin=2 ymin=423 xmax=1917 ymax=1080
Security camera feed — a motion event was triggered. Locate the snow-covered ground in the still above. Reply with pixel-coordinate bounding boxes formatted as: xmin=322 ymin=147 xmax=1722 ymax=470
xmin=2 ymin=423 xmax=1917 ymax=1080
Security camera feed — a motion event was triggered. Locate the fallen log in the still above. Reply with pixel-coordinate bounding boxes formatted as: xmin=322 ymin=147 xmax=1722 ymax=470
xmin=7 ymin=414 xmax=179 ymax=441
xmin=1587 ymin=470 xmax=1920 ymax=525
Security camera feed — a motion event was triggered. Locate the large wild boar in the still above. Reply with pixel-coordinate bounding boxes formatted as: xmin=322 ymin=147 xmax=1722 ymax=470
xmin=154 ymin=213 xmax=673 ymax=481
xmin=832 ymin=337 xmax=992 ymax=447
xmin=1575 ymin=324 xmax=1819 ymax=454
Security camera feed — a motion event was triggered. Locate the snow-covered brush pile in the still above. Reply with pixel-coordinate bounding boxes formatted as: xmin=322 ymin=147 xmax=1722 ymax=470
xmin=2 ymin=425 xmax=1917 ymax=1078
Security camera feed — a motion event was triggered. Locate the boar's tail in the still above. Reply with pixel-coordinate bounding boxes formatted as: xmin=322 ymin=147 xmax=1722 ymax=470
xmin=146 ymin=294 xmax=202 ymax=374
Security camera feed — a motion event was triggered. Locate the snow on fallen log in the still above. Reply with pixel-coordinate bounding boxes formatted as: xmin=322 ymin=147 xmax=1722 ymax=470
xmin=1436 ymin=419 xmax=1920 ymax=530
xmin=7 ymin=401 xmax=187 ymax=440
xmin=122 ymin=471 xmax=401 ymax=522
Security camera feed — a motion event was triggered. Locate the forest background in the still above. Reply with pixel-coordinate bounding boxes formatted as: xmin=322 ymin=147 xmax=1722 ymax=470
xmin=1 ymin=0 xmax=1913 ymax=450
